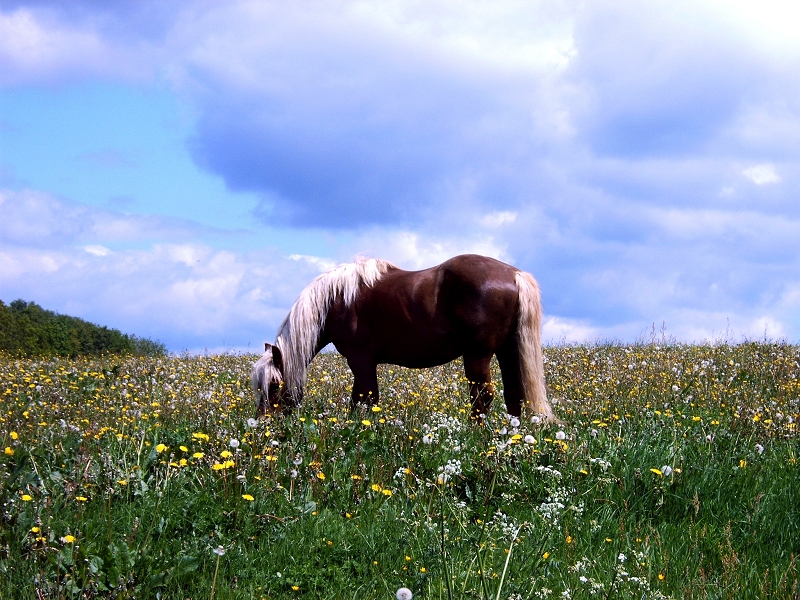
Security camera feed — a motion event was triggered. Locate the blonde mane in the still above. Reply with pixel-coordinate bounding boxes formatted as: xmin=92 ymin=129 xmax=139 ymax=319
xmin=275 ymin=257 xmax=395 ymax=393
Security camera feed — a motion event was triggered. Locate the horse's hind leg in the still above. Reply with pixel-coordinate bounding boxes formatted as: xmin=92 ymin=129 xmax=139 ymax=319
xmin=346 ymin=355 xmax=380 ymax=407
xmin=463 ymin=356 xmax=494 ymax=419
xmin=496 ymin=341 xmax=524 ymax=417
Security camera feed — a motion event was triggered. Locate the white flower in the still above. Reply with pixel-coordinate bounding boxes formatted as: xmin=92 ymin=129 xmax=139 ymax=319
xmin=247 ymin=418 xmax=258 ymax=428
xmin=672 ymin=385 xmax=679 ymax=392
xmin=618 ymin=553 xmax=627 ymax=562
xmin=755 ymin=443 xmax=764 ymax=454
xmin=422 ymin=434 xmax=434 ymax=444
xmin=229 ymin=438 xmax=240 ymax=449
xmin=590 ymin=429 xmax=598 ymax=438
xmin=293 ymin=454 xmax=303 ymax=465
xmin=555 ymin=431 xmax=566 ymax=441
xmin=524 ymin=435 xmax=536 ymax=445
xmin=499 ymin=426 xmax=508 ymax=435
xmin=290 ymin=469 xmax=298 ymax=479
xmin=510 ymin=417 xmax=521 ymax=428
xmin=396 ymin=588 xmax=413 ymax=600
xmin=661 ymin=465 xmax=673 ymax=477
xmin=213 ymin=545 xmax=226 ymax=556
xmin=530 ymin=415 xmax=541 ymax=425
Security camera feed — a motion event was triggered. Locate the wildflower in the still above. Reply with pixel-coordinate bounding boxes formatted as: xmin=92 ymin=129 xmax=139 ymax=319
xmin=247 ymin=417 xmax=258 ymax=428
xmin=543 ymin=552 xmax=550 ymax=559
xmin=4 ymin=447 xmax=14 ymax=456
xmin=396 ymin=588 xmax=413 ymax=600
xmin=179 ymin=445 xmax=188 ymax=452
xmin=661 ymin=465 xmax=673 ymax=477
xmin=62 ymin=535 xmax=76 ymax=544
xmin=524 ymin=435 xmax=536 ymax=445
xmin=242 ymin=494 xmax=254 ymax=501
xmin=156 ymin=443 xmax=168 ymax=453
xmin=317 ymin=472 xmax=326 ymax=480
xmin=76 ymin=496 xmax=88 ymax=502
xmin=221 ymin=450 xmax=233 ymax=458
xmin=21 ymin=494 xmax=33 ymax=501
xmin=229 ymin=438 xmax=240 ymax=449
xmin=371 ymin=483 xmax=382 ymax=492
xmin=531 ymin=415 xmax=541 ymax=425
xmin=755 ymin=443 xmax=764 ymax=454
xmin=293 ymin=454 xmax=303 ymax=466
xmin=117 ymin=479 xmax=128 ymax=486
xmin=555 ymin=431 xmax=566 ymax=441
xmin=422 ymin=434 xmax=434 ymax=444
xmin=371 ymin=406 xmax=381 ymax=412
xmin=193 ymin=452 xmax=204 ymax=459
xmin=31 ymin=526 xmax=40 ymax=533
xmin=292 ymin=585 xmax=299 ymax=591
xmin=510 ymin=416 xmax=521 ymax=428
xmin=290 ymin=469 xmax=298 ymax=478
xmin=361 ymin=419 xmax=371 ymax=427
xmin=650 ymin=468 xmax=663 ymax=477
xmin=739 ymin=459 xmax=747 ymax=469
xmin=618 ymin=553 xmax=627 ymax=562
xmin=10 ymin=431 xmax=18 ymax=440
xmin=213 ymin=545 xmax=226 ymax=556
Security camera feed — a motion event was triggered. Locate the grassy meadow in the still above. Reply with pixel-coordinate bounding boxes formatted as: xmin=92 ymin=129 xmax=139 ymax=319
xmin=1 ymin=343 xmax=799 ymax=599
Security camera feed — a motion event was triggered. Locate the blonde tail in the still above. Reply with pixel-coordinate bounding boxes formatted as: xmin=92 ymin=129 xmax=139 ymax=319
xmin=515 ymin=271 xmax=555 ymax=421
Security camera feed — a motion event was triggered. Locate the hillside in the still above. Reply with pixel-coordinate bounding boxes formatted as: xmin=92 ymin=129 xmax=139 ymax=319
xmin=0 ymin=299 xmax=166 ymax=357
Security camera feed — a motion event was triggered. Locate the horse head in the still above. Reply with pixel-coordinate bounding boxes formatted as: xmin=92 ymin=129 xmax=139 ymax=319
xmin=251 ymin=342 xmax=288 ymax=416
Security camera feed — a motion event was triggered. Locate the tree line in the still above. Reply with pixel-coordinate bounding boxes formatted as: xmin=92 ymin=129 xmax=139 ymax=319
xmin=0 ymin=299 xmax=166 ymax=357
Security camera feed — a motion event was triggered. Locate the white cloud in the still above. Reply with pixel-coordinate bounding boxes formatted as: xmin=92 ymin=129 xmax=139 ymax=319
xmin=742 ymin=163 xmax=780 ymax=184
xmin=478 ymin=211 xmax=517 ymax=228
xmin=83 ymin=245 xmax=111 ymax=256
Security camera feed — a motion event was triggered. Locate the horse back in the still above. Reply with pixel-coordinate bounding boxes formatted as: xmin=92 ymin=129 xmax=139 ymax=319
xmin=325 ymin=254 xmax=520 ymax=367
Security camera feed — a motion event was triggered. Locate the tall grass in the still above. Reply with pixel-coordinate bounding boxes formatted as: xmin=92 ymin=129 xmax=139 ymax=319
xmin=1 ymin=343 xmax=798 ymax=598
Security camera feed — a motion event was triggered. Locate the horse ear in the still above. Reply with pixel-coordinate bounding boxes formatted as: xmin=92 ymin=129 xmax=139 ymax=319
xmin=264 ymin=342 xmax=271 ymax=352
xmin=271 ymin=344 xmax=284 ymax=372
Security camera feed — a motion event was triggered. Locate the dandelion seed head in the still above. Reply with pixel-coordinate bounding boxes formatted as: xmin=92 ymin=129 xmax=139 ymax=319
xmin=396 ymin=587 xmax=413 ymax=600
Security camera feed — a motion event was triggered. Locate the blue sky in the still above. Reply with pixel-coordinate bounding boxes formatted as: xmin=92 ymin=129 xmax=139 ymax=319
xmin=1 ymin=0 xmax=799 ymax=351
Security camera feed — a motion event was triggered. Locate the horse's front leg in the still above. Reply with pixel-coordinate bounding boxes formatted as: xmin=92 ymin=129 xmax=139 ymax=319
xmin=346 ymin=355 xmax=380 ymax=407
xmin=464 ymin=356 xmax=494 ymax=420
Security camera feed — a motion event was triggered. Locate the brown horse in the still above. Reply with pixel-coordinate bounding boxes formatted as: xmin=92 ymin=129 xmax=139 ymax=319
xmin=251 ymin=254 xmax=555 ymax=421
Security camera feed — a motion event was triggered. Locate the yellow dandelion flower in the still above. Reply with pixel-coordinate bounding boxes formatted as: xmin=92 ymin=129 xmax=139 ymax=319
xmin=242 ymin=494 xmax=254 ymax=501
xmin=371 ymin=483 xmax=382 ymax=492
xmin=317 ymin=472 xmax=326 ymax=480
xmin=650 ymin=468 xmax=663 ymax=477
xmin=739 ymin=459 xmax=747 ymax=468
xmin=291 ymin=585 xmax=299 ymax=591
xmin=62 ymin=535 xmax=76 ymax=544
xmin=371 ymin=406 xmax=381 ymax=412
xmin=156 ymin=443 xmax=168 ymax=453
xmin=4 ymin=447 xmax=14 ymax=456
xmin=76 ymin=496 xmax=88 ymax=502
xmin=21 ymin=494 xmax=33 ymax=501
xmin=382 ymin=489 xmax=392 ymax=497
xmin=117 ymin=480 xmax=128 ymax=486
xmin=212 ymin=463 xmax=225 ymax=471
xmin=10 ymin=431 xmax=18 ymax=440
xmin=192 ymin=452 xmax=204 ymax=459
xmin=361 ymin=419 xmax=371 ymax=427
xmin=179 ymin=445 xmax=188 ymax=452
xmin=542 ymin=551 xmax=550 ymax=559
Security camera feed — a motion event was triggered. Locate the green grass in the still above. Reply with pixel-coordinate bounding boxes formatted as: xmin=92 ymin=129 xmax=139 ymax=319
xmin=1 ymin=343 xmax=799 ymax=598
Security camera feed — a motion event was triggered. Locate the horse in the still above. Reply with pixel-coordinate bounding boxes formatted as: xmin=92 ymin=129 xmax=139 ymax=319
xmin=251 ymin=254 xmax=555 ymax=421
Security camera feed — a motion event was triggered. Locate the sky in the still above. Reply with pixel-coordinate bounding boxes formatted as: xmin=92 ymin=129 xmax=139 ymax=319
xmin=1 ymin=0 xmax=799 ymax=352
